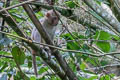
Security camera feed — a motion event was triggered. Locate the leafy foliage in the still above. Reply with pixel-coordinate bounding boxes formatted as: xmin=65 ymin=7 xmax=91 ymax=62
xmin=11 ymin=46 xmax=26 ymax=65
xmin=0 ymin=0 xmax=120 ymax=80
xmin=65 ymin=1 xmax=77 ymax=8
xmin=94 ymin=31 xmax=111 ymax=52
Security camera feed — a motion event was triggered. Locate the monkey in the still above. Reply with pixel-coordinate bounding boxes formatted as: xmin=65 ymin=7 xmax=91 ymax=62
xmin=31 ymin=10 xmax=59 ymax=43
xmin=31 ymin=10 xmax=60 ymax=77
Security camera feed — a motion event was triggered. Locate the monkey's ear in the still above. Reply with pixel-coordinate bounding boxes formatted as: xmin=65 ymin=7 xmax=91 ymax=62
xmin=46 ymin=13 xmax=51 ymax=18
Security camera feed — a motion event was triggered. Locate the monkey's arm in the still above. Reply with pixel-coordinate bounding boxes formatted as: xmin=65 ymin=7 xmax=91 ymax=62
xmin=31 ymin=27 xmax=36 ymax=40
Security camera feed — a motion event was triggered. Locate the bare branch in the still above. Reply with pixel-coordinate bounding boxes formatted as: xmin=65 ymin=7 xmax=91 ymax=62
xmin=0 ymin=0 xmax=35 ymax=13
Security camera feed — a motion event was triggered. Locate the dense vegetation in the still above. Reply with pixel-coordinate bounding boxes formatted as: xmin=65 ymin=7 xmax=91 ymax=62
xmin=0 ymin=0 xmax=120 ymax=80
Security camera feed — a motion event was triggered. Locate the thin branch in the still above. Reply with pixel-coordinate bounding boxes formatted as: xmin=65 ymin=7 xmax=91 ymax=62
xmin=67 ymin=39 xmax=109 ymax=42
xmin=0 ymin=0 xmax=35 ymax=12
xmin=68 ymin=39 xmax=120 ymax=43
xmin=98 ymin=52 xmax=120 ymax=57
xmin=1 ymin=31 xmax=120 ymax=57
xmin=0 ymin=54 xmax=13 ymax=59
xmin=0 ymin=31 xmax=97 ymax=57
xmin=19 ymin=1 xmax=77 ymax=79
xmin=84 ymin=64 xmax=120 ymax=71
xmin=0 ymin=6 xmax=65 ymax=80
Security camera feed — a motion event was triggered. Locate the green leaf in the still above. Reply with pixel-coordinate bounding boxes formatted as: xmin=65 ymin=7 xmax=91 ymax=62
xmin=96 ymin=42 xmax=110 ymax=52
xmin=65 ymin=1 xmax=76 ymax=8
xmin=100 ymin=60 xmax=108 ymax=66
xmin=28 ymin=60 xmax=32 ymax=68
xmin=37 ymin=11 xmax=44 ymax=17
xmin=111 ymin=35 xmax=120 ymax=41
xmin=100 ymin=75 xmax=111 ymax=80
xmin=94 ymin=0 xmax=102 ymax=5
xmin=83 ymin=44 xmax=90 ymax=50
xmin=88 ymin=76 xmax=98 ymax=80
xmin=94 ymin=31 xmax=111 ymax=40
xmin=69 ymin=60 xmax=76 ymax=72
xmin=11 ymin=46 xmax=26 ymax=65
xmin=86 ymin=58 xmax=99 ymax=67
xmin=9 ymin=8 xmax=26 ymax=22
xmin=0 ymin=63 xmax=8 ymax=72
xmin=67 ymin=41 xmax=80 ymax=50
xmin=14 ymin=71 xmax=30 ymax=80
xmin=79 ymin=77 xmax=86 ymax=80
xmin=94 ymin=31 xmax=111 ymax=52
xmin=80 ymin=62 xmax=86 ymax=71
xmin=10 ymin=13 xmax=26 ymax=22
xmin=30 ymin=76 xmax=36 ymax=80
xmin=27 ymin=56 xmax=32 ymax=68
xmin=109 ymin=73 xmax=115 ymax=77
xmin=61 ymin=33 xmax=80 ymax=50
xmin=61 ymin=33 xmax=74 ymax=40
xmin=39 ymin=77 xmax=45 ymax=80
xmin=0 ymin=51 xmax=11 ymax=55
xmin=38 ymin=67 xmax=49 ymax=74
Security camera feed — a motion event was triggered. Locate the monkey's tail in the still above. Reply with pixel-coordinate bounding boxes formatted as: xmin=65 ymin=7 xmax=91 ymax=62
xmin=32 ymin=54 xmax=38 ymax=77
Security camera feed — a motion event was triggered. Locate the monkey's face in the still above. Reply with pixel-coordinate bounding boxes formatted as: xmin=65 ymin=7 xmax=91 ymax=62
xmin=45 ymin=10 xmax=59 ymax=26
xmin=51 ymin=16 xmax=59 ymax=26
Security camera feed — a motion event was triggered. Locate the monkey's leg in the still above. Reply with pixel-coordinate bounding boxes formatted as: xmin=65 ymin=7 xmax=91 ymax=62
xmin=32 ymin=50 xmax=38 ymax=77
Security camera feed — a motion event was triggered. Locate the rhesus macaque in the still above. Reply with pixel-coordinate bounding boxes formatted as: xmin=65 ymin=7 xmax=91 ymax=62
xmin=31 ymin=10 xmax=60 ymax=77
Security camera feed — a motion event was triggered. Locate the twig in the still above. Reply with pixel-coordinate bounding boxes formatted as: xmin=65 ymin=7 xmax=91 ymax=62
xmin=19 ymin=2 xmax=76 ymax=79
xmin=0 ymin=31 xmax=120 ymax=57
xmin=0 ymin=0 xmax=35 ymax=13
xmin=0 ymin=5 xmax=66 ymax=80
xmin=98 ymin=52 xmax=120 ymax=57
xmin=67 ymin=39 xmax=109 ymax=42
xmin=0 ymin=54 xmax=13 ymax=59
xmin=84 ymin=64 xmax=120 ymax=71
xmin=53 ymin=9 xmax=84 ymax=51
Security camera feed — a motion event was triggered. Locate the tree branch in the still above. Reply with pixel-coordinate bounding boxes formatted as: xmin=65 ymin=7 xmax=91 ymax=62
xmin=29 ymin=2 xmax=118 ymax=36
xmin=0 ymin=0 xmax=34 ymax=13
xmin=18 ymin=0 xmax=77 ymax=79
xmin=1 ymin=30 xmax=120 ymax=58
xmin=0 ymin=54 xmax=13 ymax=59
xmin=0 ymin=7 xmax=66 ymax=80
